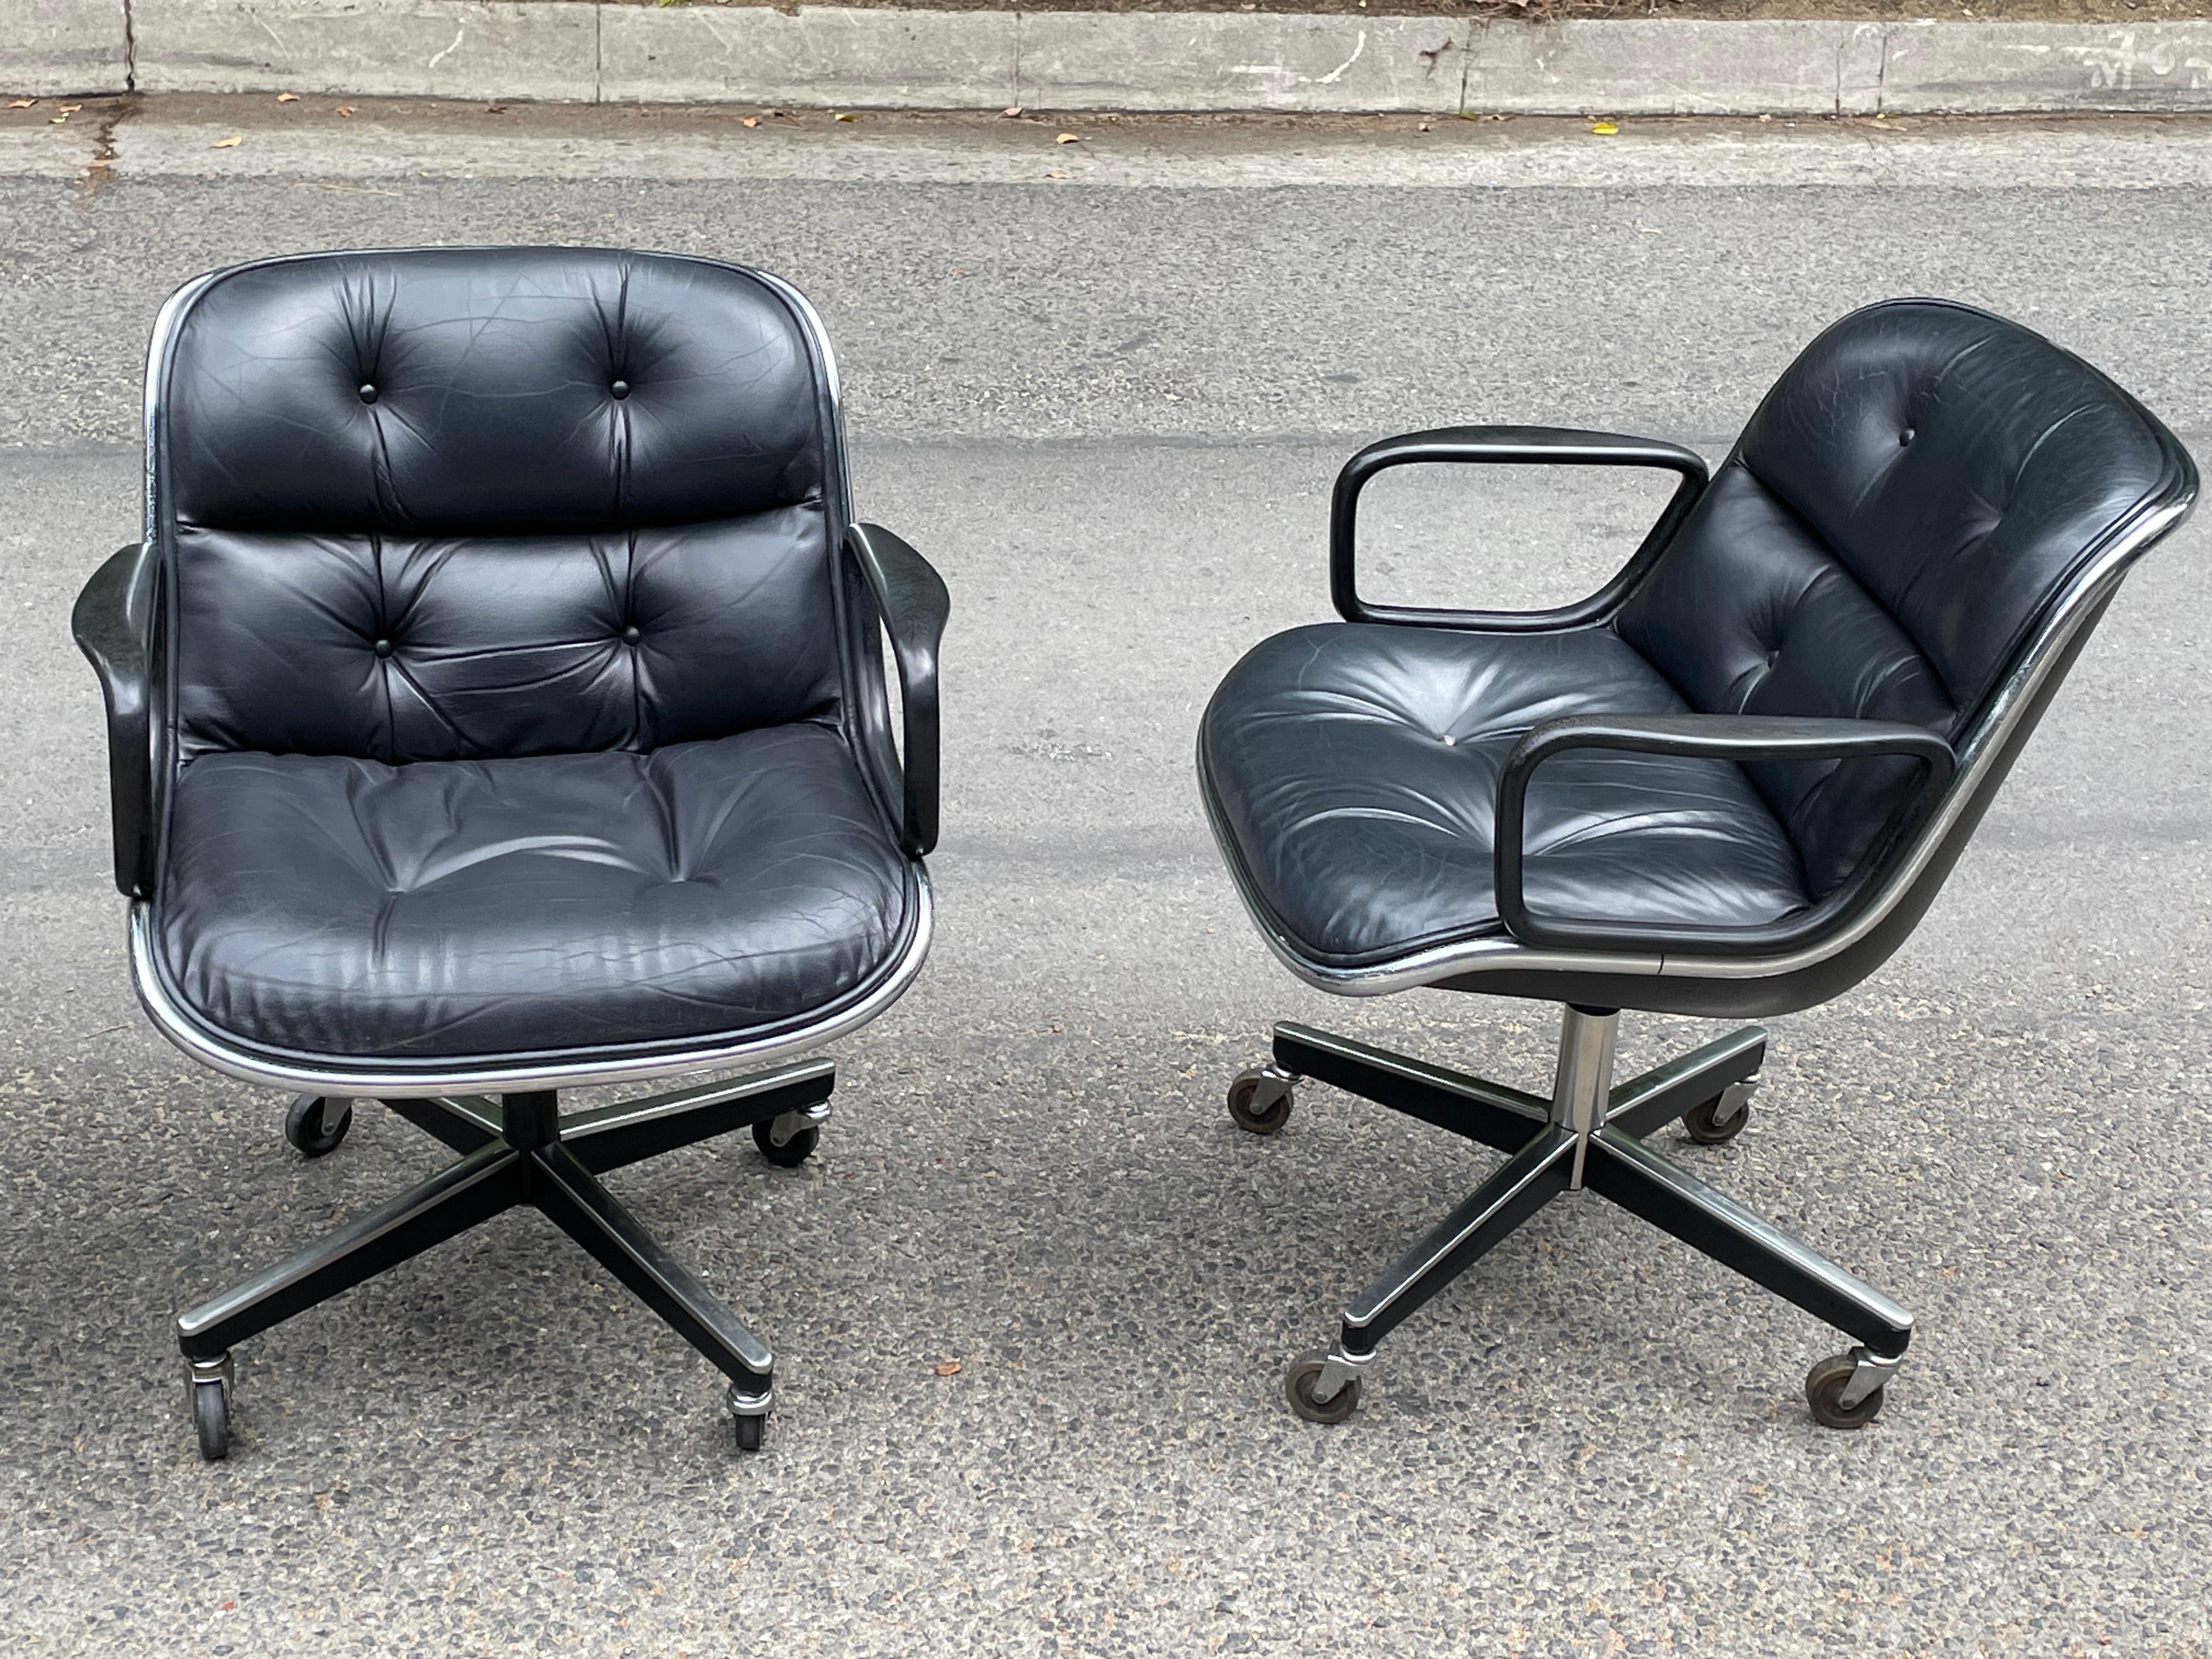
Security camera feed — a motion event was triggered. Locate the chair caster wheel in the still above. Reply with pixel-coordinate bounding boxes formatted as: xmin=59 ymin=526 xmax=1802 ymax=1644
xmin=1283 ymin=1352 xmax=1361 ymax=1424
xmin=1681 ymin=1080 xmax=1753 ymax=1145
xmin=728 ymin=1383 xmax=771 ymax=1452
xmin=1805 ymin=1351 xmax=1889 ymax=1430
xmin=752 ymin=1110 xmax=820 ymax=1168
xmin=1228 ymin=1067 xmax=1295 ymax=1136
xmin=284 ymin=1094 xmax=352 ymax=1158
xmin=188 ymin=1355 xmax=233 ymax=1461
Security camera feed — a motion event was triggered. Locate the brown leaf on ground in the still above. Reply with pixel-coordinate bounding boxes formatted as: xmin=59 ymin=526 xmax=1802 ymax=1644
xmin=276 ymin=92 xmax=300 ymax=102
xmin=1002 ymin=105 xmax=1023 ymax=117
xmin=1055 ymin=132 xmax=1080 ymax=144
xmin=211 ymin=136 xmax=242 ymax=148
xmin=741 ymin=116 xmax=759 ymax=127
xmin=7 ymin=99 xmax=35 ymax=108
xmin=932 ymin=1360 xmax=962 ymax=1376
xmin=335 ymin=105 xmax=353 ymax=117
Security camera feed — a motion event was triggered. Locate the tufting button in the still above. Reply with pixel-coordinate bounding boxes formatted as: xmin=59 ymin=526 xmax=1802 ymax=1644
xmin=610 ymin=379 xmax=631 ymax=399
xmin=373 ymin=638 xmax=393 ymax=658
xmin=358 ymin=383 xmax=379 ymax=404
xmin=621 ymin=624 xmax=642 ymax=645
xmin=1439 ymin=733 xmax=1457 ymax=747
xmin=1899 ymin=427 xmax=1914 ymax=446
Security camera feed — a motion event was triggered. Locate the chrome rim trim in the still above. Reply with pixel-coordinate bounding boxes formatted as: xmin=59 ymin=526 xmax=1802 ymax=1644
xmin=127 ymin=873 xmax=933 ymax=1097
xmin=1199 ymin=481 xmax=2194 ymax=998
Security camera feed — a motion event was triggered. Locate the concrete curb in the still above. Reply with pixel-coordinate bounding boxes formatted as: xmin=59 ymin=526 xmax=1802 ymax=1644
xmin=9 ymin=0 xmax=2212 ymax=112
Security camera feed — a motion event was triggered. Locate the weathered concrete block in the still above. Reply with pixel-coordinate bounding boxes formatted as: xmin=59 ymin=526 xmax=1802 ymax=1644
xmin=601 ymin=4 xmax=1017 ymax=108
xmin=1 ymin=0 xmax=131 ymax=95
xmin=1881 ymin=21 xmax=2212 ymax=112
xmin=1017 ymin=12 xmax=1466 ymax=114
xmin=132 ymin=0 xmax=599 ymax=100
xmin=1466 ymin=19 xmax=1859 ymax=116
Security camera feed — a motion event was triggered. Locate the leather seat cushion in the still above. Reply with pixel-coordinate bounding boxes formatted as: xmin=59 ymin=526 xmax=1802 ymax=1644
xmin=154 ymin=724 xmax=913 ymax=1059
xmin=1200 ymin=623 xmax=1813 ymax=965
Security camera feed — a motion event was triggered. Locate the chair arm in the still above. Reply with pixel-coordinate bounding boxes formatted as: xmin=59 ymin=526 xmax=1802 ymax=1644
xmin=1493 ymin=713 xmax=1957 ymax=952
xmin=845 ymin=523 xmax=949 ymax=857
xmin=1330 ymin=426 xmax=1709 ymax=631
xmin=72 ymin=543 xmax=159 ymax=897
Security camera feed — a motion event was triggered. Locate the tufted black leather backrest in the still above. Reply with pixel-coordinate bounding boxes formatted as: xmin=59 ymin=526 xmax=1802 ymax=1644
xmin=154 ymin=249 xmax=847 ymax=764
xmin=1617 ymin=301 xmax=2178 ymax=895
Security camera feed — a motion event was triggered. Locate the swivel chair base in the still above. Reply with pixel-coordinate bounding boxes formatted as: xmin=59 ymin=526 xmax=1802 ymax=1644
xmin=1231 ymin=1009 xmax=1914 ymax=1431
xmin=176 ymin=1060 xmax=837 ymax=1460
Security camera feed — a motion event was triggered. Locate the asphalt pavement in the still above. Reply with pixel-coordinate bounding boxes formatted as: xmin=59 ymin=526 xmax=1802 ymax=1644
xmin=1 ymin=100 xmax=2208 ymax=1656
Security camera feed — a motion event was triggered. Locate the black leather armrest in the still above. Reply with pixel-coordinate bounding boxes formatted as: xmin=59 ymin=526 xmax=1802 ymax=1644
xmin=1493 ymin=713 xmax=1957 ymax=953
xmin=845 ymin=523 xmax=949 ymax=857
xmin=72 ymin=543 xmax=159 ymax=897
xmin=1330 ymin=426 xmax=1710 ymax=631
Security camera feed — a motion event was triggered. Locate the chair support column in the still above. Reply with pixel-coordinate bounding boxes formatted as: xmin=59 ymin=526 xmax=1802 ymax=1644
xmin=1549 ymin=1005 xmax=1618 ymax=1189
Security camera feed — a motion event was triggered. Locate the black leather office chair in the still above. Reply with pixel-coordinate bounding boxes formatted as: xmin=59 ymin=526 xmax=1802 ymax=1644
xmin=1200 ymin=300 xmax=2197 ymax=1429
xmin=73 ymin=249 xmax=947 ymax=1458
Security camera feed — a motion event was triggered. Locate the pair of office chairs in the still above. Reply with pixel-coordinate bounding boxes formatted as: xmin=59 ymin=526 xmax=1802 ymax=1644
xmin=75 ymin=250 xmax=2196 ymax=1459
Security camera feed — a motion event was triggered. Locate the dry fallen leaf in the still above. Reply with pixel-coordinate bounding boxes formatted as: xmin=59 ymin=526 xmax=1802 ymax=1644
xmin=1045 ymin=170 xmax=1069 ymax=180
xmin=741 ymin=115 xmax=759 ymax=128
xmin=486 ymin=103 xmax=507 ymax=114
xmin=1054 ymin=132 xmax=1080 ymax=144
xmin=275 ymin=92 xmax=300 ymax=102
xmin=48 ymin=116 xmax=68 ymax=125
xmin=336 ymin=105 xmax=353 ymax=117
xmin=211 ymin=135 xmax=242 ymax=148
xmin=932 ymin=1360 xmax=962 ymax=1376
xmin=1590 ymin=121 xmax=1620 ymax=135
xmin=1001 ymin=105 xmax=1023 ymax=117
xmin=831 ymin=110 xmax=858 ymax=122
xmin=7 ymin=98 xmax=36 ymax=108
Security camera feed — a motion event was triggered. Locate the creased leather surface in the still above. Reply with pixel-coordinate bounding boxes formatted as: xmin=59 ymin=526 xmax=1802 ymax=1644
xmin=1620 ymin=302 xmax=2171 ymax=890
xmin=147 ymin=250 xmax=912 ymax=1063
xmin=159 ymin=727 xmax=913 ymax=1058
xmin=1201 ymin=624 xmax=1810 ymax=964
xmin=172 ymin=510 xmax=837 ymax=762
xmin=162 ymin=251 xmax=821 ymax=534
xmin=1204 ymin=301 xmax=2176 ymax=967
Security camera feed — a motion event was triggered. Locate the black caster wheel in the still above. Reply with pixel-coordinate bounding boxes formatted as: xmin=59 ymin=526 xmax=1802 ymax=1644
xmin=733 ymin=1412 xmax=766 ymax=1452
xmin=752 ymin=1115 xmax=819 ymax=1168
xmin=284 ymin=1094 xmax=352 ymax=1158
xmin=191 ymin=1372 xmax=232 ymax=1461
xmin=1681 ymin=1087 xmax=1751 ymax=1146
xmin=1283 ymin=1354 xmax=1361 ymax=1425
xmin=1227 ymin=1068 xmax=1294 ymax=1136
xmin=1805 ymin=1353 xmax=1887 ymax=1430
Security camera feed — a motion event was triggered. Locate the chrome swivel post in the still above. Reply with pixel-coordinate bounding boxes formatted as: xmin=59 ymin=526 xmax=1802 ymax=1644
xmin=1549 ymin=1005 xmax=1620 ymax=1189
